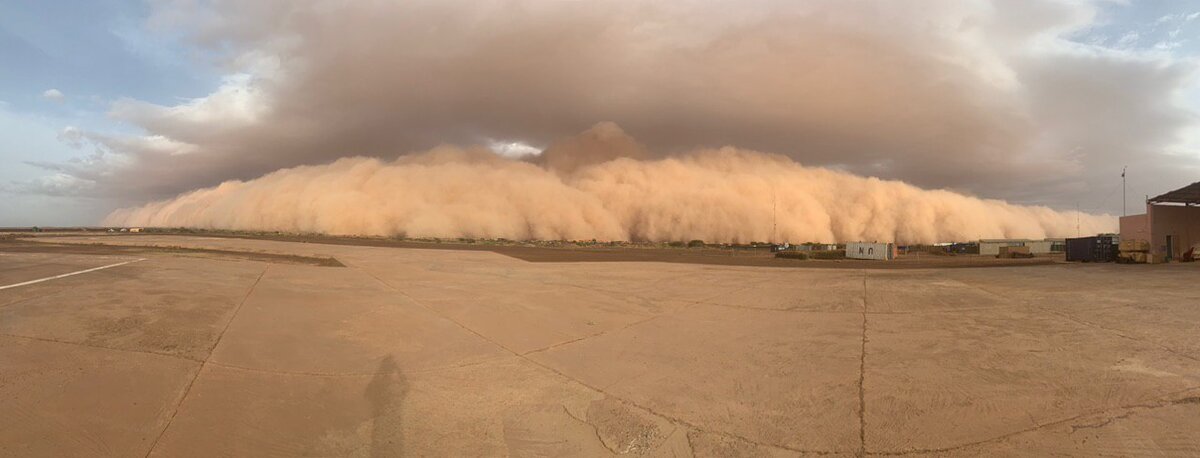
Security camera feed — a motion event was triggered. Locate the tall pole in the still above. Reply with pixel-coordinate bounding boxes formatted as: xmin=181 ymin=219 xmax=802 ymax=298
xmin=771 ymin=185 xmax=777 ymax=244
xmin=1122 ymin=166 xmax=1127 ymax=217
xmin=1076 ymin=202 xmax=1080 ymax=237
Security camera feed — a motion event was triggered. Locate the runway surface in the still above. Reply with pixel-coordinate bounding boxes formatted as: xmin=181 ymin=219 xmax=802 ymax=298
xmin=2 ymin=234 xmax=1198 ymax=456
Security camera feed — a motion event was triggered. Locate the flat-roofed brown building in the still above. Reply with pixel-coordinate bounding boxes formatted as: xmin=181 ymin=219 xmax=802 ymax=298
xmin=1120 ymin=181 xmax=1200 ymax=262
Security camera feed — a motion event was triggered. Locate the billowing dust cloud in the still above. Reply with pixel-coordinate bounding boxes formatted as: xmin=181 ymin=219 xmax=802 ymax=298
xmin=104 ymin=124 xmax=1114 ymax=244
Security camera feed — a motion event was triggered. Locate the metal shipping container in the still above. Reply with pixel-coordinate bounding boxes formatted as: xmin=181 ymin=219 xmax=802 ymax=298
xmin=1065 ymin=236 xmax=1116 ymax=262
xmin=846 ymin=242 xmax=895 ymax=260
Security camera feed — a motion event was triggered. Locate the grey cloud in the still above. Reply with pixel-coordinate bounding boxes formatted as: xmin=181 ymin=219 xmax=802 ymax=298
xmin=39 ymin=0 xmax=1200 ymax=215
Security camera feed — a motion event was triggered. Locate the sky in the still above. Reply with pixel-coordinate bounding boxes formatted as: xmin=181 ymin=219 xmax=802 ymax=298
xmin=2 ymin=0 xmax=1200 ymax=228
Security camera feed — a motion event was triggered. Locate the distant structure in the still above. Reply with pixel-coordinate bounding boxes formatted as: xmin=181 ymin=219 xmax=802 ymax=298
xmin=1119 ymin=181 xmax=1200 ymax=262
xmin=978 ymin=239 xmax=1062 ymax=256
xmin=945 ymin=242 xmax=978 ymax=254
xmin=790 ymin=243 xmax=838 ymax=252
xmin=846 ymin=242 xmax=896 ymax=260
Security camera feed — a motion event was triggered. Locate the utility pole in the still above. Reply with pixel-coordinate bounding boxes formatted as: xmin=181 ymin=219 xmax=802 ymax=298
xmin=771 ymin=185 xmax=778 ymax=244
xmin=1080 ymin=202 xmax=1089 ymax=237
xmin=1122 ymin=166 xmax=1127 ymax=217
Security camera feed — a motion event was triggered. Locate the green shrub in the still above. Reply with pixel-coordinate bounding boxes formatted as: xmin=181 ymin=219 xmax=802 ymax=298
xmin=775 ymin=251 xmax=809 ymax=260
xmin=687 ymin=239 xmax=705 ymax=248
xmin=810 ymin=250 xmax=846 ymax=260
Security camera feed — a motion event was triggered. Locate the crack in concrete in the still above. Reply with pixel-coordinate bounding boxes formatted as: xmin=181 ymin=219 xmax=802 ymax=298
xmin=204 ymin=355 xmax=507 ymax=378
xmin=360 ymin=263 xmax=1200 ymax=456
xmin=863 ymin=277 xmax=1200 ymax=455
xmin=142 ymin=264 xmax=268 ymax=458
xmin=0 ymin=287 xmax=73 ymax=309
xmin=1044 ymin=308 xmax=1200 ymax=363
xmin=656 ymin=426 xmax=691 ymax=457
xmin=0 ymin=255 xmax=146 ymax=308
xmin=858 ymin=270 xmax=869 ymax=457
xmin=521 ymin=313 xmax=666 ymax=357
xmin=685 ymin=300 xmax=1029 ymax=316
xmin=958 ymin=278 xmax=1200 ymax=364
xmin=871 ymin=388 xmax=1200 ymax=455
xmin=521 ymin=278 xmax=772 ymax=357
xmin=560 ymin=405 xmax=622 ymax=455
xmin=1069 ymin=411 xmax=1134 ymax=433
xmin=359 ymin=265 xmax=839 ymax=456
xmin=0 ymin=332 xmax=203 ymax=363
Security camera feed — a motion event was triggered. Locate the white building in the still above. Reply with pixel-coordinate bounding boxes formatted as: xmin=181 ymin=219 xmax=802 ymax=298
xmin=979 ymin=239 xmax=1058 ymax=255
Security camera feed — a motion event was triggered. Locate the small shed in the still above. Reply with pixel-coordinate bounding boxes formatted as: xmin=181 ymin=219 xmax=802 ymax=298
xmin=1023 ymin=240 xmax=1055 ymax=254
xmin=978 ymin=239 xmax=1030 ymax=256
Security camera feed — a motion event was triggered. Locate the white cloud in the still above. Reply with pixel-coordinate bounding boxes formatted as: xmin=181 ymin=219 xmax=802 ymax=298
xmin=110 ymin=73 xmax=270 ymax=130
xmin=32 ymin=173 xmax=94 ymax=195
xmin=1156 ymin=12 xmax=1200 ymax=25
xmin=488 ymin=140 xmax=542 ymax=158
xmin=57 ymin=126 xmax=84 ymax=148
xmin=1154 ymin=41 xmax=1182 ymax=50
xmin=42 ymin=89 xmax=65 ymax=102
xmin=1116 ymin=31 xmax=1139 ymax=46
xmin=6 ymin=172 xmax=96 ymax=197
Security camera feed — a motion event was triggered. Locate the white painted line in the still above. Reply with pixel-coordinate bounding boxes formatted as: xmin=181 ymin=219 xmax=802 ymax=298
xmin=0 ymin=258 xmax=147 ymax=291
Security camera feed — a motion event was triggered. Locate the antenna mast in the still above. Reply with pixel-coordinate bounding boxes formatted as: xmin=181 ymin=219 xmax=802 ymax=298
xmin=1122 ymin=166 xmax=1127 ymax=217
xmin=771 ymin=185 xmax=778 ymax=244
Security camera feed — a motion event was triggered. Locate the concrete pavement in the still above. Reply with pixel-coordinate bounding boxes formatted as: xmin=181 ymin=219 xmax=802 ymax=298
xmin=2 ymin=235 xmax=1199 ymax=456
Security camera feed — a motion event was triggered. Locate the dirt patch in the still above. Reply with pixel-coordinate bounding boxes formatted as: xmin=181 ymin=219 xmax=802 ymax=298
xmin=584 ymin=397 xmax=664 ymax=454
xmin=0 ymin=239 xmax=344 ymax=267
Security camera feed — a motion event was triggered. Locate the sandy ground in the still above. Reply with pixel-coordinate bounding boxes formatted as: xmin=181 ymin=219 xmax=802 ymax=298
xmin=7 ymin=230 xmax=1059 ymax=269
xmin=1 ymin=234 xmax=1198 ymax=457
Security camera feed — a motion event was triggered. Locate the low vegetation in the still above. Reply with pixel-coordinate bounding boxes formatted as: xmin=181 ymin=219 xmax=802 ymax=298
xmin=810 ymin=250 xmax=846 ymax=260
xmin=775 ymin=251 xmax=809 ymax=260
